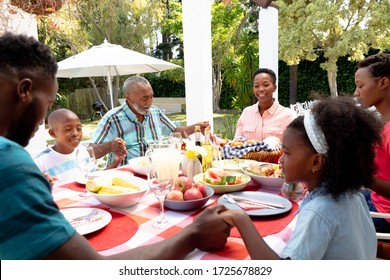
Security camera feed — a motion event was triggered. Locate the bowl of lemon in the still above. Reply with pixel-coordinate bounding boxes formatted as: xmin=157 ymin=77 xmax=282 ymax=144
xmin=86 ymin=175 xmax=148 ymax=208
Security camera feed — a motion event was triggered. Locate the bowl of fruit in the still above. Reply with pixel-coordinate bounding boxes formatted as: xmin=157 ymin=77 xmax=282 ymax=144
xmin=86 ymin=175 xmax=148 ymax=208
xmin=164 ymin=176 xmax=214 ymax=211
xmin=192 ymin=167 xmax=251 ymax=194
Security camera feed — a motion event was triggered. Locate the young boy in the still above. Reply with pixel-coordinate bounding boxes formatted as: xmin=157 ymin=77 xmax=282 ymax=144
xmin=34 ymin=108 xmax=125 ymax=184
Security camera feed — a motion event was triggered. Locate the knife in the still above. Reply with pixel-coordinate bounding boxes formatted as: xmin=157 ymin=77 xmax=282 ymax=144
xmin=227 ymin=194 xmax=285 ymax=209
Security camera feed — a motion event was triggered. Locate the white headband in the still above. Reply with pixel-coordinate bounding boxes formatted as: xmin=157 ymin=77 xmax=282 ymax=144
xmin=303 ymin=111 xmax=328 ymax=155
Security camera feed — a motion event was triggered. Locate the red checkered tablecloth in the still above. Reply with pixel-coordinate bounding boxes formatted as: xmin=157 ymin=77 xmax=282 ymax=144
xmin=53 ymin=166 xmax=300 ymax=260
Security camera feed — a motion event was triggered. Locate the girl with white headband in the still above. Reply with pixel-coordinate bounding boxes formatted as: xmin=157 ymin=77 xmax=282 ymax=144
xmin=221 ymin=96 xmax=382 ymax=259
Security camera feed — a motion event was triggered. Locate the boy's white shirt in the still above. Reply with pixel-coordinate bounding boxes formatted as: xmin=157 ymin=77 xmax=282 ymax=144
xmin=33 ymin=144 xmax=89 ymax=185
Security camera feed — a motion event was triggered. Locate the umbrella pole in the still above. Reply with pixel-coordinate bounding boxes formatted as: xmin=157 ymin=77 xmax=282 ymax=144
xmin=107 ymin=68 xmax=114 ymax=109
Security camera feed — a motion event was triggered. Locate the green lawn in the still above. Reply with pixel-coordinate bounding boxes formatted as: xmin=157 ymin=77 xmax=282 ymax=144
xmin=46 ymin=112 xmax=240 ymax=145
xmin=167 ymin=112 xmax=240 ymax=138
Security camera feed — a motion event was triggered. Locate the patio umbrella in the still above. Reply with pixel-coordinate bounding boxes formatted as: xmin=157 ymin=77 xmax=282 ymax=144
xmin=56 ymin=39 xmax=181 ymax=108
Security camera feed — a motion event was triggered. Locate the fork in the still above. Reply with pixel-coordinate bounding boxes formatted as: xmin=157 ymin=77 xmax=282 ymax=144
xmin=69 ymin=209 xmax=98 ymax=224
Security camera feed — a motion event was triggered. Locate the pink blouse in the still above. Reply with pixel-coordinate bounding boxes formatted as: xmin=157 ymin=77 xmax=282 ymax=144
xmin=235 ymin=100 xmax=296 ymax=141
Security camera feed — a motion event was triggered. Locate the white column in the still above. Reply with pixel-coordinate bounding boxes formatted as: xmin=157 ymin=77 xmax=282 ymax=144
xmin=0 ymin=2 xmax=47 ymax=155
xmin=259 ymin=7 xmax=279 ymax=100
xmin=182 ymin=0 xmax=214 ymax=133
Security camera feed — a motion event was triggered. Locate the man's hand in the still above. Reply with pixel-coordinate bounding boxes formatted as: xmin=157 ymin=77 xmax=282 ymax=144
xmin=197 ymin=121 xmax=210 ymax=134
xmin=190 ymin=204 xmax=231 ymax=252
xmin=110 ymin=138 xmax=127 ymax=158
xmin=43 ymin=172 xmax=57 ymax=187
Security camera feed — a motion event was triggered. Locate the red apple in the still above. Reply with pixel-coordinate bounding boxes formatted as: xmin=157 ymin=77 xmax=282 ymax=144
xmin=166 ymin=189 xmax=184 ymax=201
xmin=193 ymin=182 xmax=207 ymax=197
xmin=183 ymin=187 xmax=203 ymax=201
xmin=173 ymin=176 xmax=192 ymax=193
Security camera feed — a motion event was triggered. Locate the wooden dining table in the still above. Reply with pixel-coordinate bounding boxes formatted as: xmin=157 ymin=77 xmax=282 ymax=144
xmin=53 ymin=165 xmax=301 ymax=260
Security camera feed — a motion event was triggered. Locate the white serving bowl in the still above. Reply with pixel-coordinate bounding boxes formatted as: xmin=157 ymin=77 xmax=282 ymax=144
xmin=242 ymin=163 xmax=285 ymax=190
xmin=212 ymin=159 xmax=258 ymax=172
xmin=192 ymin=172 xmax=251 ymax=194
xmin=128 ymin=156 xmax=148 ymax=176
xmin=87 ymin=176 xmax=148 ymax=208
xmin=164 ymin=186 xmax=214 ymax=211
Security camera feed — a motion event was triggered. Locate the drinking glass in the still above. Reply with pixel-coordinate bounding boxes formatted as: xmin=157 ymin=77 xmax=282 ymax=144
xmin=146 ymin=140 xmax=181 ymax=183
xmin=211 ymin=133 xmax=223 ymax=162
xmin=95 ymin=156 xmax=108 ymax=171
xmin=281 ymin=182 xmax=305 ymax=201
xmin=212 ymin=133 xmax=223 ymax=145
xmin=170 ymin=132 xmax=183 ymax=150
xmin=148 ymin=161 xmax=173 ymax=229
xmin=76 ymin=144 xmax=96 ymax=197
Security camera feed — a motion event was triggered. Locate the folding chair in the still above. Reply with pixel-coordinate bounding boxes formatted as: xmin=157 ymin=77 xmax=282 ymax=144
xmin=370 ymin=211 xmax=390 ymax=259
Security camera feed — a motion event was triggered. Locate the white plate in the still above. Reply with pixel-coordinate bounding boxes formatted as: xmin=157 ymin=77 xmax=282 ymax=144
xmin=75 ymin=171 xmax=88 ymax=184
xmin=127 ymin=156 xmax=148 ymax=175
xmin=75 ymin=170 xmax=134 ymax=185
xmin=60 ymin=208 xmax=112 ymax=235
xmin=212 ymin=159 xmax=258 ymax=172
xmin=218 ymin=191 xmax=292 ymax=216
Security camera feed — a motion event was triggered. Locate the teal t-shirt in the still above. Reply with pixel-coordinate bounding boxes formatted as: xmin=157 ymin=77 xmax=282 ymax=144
xmin=0 ymin=137 xmax=76 ymax=259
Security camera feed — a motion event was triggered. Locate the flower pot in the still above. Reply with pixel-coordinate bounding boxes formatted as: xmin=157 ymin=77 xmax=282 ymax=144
xmin=182 ymin=157 xmax=202 ymax=182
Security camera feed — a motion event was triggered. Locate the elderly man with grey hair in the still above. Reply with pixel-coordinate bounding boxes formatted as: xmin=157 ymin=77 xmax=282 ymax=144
xmin=91 ymin=76 xmax=209 ymax=165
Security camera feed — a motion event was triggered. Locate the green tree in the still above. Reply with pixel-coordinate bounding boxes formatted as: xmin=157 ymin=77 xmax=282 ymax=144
xmin=212 ymin=0 xmax=258 ymax=111
xmin=38 ymin=0 xmax=167 ymax=108
xmin=75 ymin=0 xmax=165 ymax=105
xmin=72 ymin=0 xmax=164 ymax=52
xmin=157 ymin=0 xmax=184 ymax=60
xmin=277 ymin=0 xmax=390 ymax=97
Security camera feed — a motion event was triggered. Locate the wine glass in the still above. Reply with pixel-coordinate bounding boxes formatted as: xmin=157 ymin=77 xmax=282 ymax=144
xmin=148 ymin=161 xmax=173 ymax=229
xmin=76 ymin=144 xmax=96 ymax=197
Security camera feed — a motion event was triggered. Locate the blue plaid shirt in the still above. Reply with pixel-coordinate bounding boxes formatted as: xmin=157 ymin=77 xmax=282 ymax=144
xmin=91 ymin=101 xmax=177 ymax=165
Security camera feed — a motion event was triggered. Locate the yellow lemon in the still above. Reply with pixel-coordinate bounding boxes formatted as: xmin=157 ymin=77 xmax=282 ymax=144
xmin=85 ymin=180 xmax=101 ymax=193
xmin=85 ymin=177 xmax=111 ymax=193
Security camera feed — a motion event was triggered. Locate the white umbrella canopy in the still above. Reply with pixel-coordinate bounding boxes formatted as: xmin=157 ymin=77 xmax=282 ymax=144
xmin=56 ymin=39 xmax=181 ymax=108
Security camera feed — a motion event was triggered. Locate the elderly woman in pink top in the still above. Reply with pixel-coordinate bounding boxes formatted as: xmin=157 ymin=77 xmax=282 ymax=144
xmin=235 ymin=68 xmax=296 ymax=142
